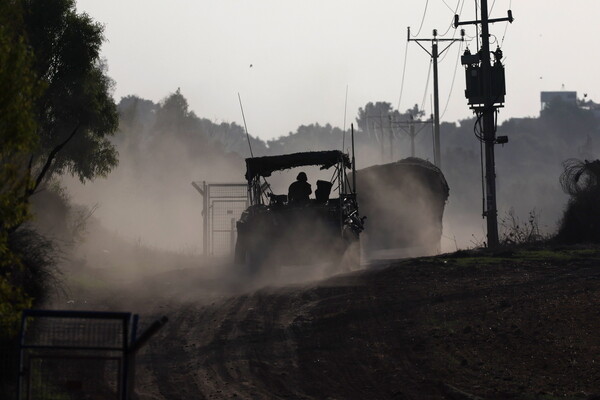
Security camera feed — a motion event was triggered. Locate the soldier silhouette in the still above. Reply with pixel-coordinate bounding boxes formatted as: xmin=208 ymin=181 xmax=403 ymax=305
xmin=315 ymin=180 xmax=333 ymax=203
xmin=288 ymin=172 xmax=312 ymax=203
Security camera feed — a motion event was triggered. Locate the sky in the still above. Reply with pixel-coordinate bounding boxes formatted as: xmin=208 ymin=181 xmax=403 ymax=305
xmin=76 ymin=0 xmax=600 ymax=141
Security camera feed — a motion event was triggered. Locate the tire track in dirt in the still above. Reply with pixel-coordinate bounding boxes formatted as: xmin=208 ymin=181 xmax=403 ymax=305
xmin=136 ymin=250 xmax=600 ymax=399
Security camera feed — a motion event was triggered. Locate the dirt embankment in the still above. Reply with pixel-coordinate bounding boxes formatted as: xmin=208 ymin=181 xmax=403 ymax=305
xmin=129 ymin=247 xmax=600 ymax=400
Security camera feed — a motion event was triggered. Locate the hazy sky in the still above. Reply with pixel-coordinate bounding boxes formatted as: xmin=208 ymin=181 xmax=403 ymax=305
xmin=77 ymin=0 xmax=600 ymax=140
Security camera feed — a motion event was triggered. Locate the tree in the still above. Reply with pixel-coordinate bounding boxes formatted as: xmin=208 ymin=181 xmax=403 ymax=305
xmin=22 ymin=0 xmax=119 ymax=193
xmin=540 ymin=97 xmax=597 ymax=146
xmin=0 ymin=0 xmax=40 ymax=329
xmin=155 ymin=88 xmax=190 ymax=131
xmin=266 ymin=123 xmax=344 ymax=154
xmin=118 ymin=95 xmax=157 ymax=134
xmin=355 ymin=102 xmax=426 ymax=135
xmin=0 ymin=0 xmax=119 ymax=329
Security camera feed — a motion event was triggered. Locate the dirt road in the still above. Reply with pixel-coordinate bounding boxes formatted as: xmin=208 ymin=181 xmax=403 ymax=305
xmin=131 ymin=247 xmax=600 ymax=400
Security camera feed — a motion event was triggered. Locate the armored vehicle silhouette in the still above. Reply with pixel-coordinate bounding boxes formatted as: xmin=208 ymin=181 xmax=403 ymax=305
xmin=355 ymin=157 xmax=449 ymax=258
xmin=234 ymin=150 xmax=364 ymax=276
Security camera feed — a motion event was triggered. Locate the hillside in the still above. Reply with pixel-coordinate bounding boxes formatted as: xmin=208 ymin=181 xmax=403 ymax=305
xmin=86 ymin=245 xmax=600 ymax=400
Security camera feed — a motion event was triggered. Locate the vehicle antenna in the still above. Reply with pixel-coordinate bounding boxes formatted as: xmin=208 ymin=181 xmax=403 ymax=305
xmin=351 ymin=123 xmax=357 ymax=194
xmin=238 ymin=93 xmax=272 ymax=201
xmin=342 ymin=84 xmax=348 ymax=152
xmin=238 ymin=92 xmax=254 ymax=158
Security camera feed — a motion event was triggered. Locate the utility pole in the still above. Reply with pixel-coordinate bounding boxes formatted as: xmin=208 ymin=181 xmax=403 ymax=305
xmin=408 ymin=27 xmax=464 ymax=169
xmin=380 ymin=113 xmax=385 ymax=163
xmin=191 ymin=181 xmax=208 ymax=256
xmin=388 ymin=115 xmax=394 ymax=162
xmin=391 ymin=116 xmax=434 ymax=159
xmin=410 ymin=123 xmax=415 ymax=157
xmin=455 ymin=2 xmax=513 ymax=248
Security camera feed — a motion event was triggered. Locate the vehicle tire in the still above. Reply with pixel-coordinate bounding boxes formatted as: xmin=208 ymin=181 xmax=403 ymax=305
xmin=325 ymin=230 xmax=360 ymax=274
xmin=234 ymin=233 xmax=260 ymax=277
xmin=234 ymin=234 xmax=246 ymax=265
xmin=245 ymin=244 xmax=265 ymax=277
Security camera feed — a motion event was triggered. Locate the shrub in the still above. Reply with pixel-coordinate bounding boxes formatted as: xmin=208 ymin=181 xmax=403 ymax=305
xmin=557 ymin=159 xmax=600 ymax=243
xmin=500 ymin=208 xmax=546 ymax=245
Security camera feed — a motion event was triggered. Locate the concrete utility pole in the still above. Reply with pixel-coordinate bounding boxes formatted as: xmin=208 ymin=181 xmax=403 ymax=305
xmin=191 ymin=181 xmax=208 ymax=256
xmin=455 ymin=2 xmax=513 ymax=248
xmin=408 ymin=27 xmax=464 ymax=169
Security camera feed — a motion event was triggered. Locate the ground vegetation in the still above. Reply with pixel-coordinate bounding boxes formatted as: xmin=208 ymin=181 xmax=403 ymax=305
xmin=0 ymin=0 xmax=41 ymax=330
xmin=1 ymin=0 xmax=118 ymax=348
xmin=557 ymin=158 xmax=600 ymax=243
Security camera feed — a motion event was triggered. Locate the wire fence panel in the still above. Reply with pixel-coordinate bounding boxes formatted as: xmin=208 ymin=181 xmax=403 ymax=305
xmin=206 ymin=184 xmax=248 ymax=256
xmin=18 ymin=310 xmax=134 ymax=400
xmin=208 ymin=184 xmax=247 ymax=198
xmin=210 ymin=200 xmax=247 ymax=256
xmin=25 ymin=354 xmax=121 ymax=400
xmin=22 ymin=316 xmax=125 ymax=349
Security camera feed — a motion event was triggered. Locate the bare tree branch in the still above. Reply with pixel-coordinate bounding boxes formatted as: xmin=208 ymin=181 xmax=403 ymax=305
xmin=26 ymin=122 xmax=81 ymax=198
xmin=23 ymin=154 xmax=34 ymax=199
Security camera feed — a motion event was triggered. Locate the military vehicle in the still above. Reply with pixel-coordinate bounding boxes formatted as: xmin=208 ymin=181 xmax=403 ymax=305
xmin=234 ymin=150 xmax=365 ymax=276
xmin=355 ymin=157 xmax=449 ymax=258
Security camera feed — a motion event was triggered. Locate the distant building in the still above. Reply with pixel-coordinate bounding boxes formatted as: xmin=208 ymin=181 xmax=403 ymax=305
xmin=580 ymin=98 xmax=600 ymax=120
xmin=540 ymin=91 xmax=600 ymax=117
xmin=540 ymin=91 xmax=578 ymax=110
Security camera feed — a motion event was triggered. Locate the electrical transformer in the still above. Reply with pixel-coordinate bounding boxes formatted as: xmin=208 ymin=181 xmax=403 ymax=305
xmin=464 ymin=62 xmax=506 ymax=106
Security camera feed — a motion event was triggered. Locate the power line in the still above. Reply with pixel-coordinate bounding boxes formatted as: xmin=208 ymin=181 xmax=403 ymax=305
xmin=342 ymin=84 xmax=348 ymax=152
xmin=413 ymin=0 xmax=430 ymax=37
xmin=500 ymin=0 xmax=512 ymax=46
xmin=439 ymin=0 xmax=456 ymax=13
xmin=462 ymin=33 xmax=477 ymax=42
xmin=420 ymin=59 xmax=433 ymax=112
xmin=440 ymin=41 xmax=463 ymax=119
xmin=439 ymin=32 xmax=460 ymax=63
xmin=396 ymin=40 xmax=409 ymax=111
xmin=475 ymin=0 xmax=480 ymax=51
xmin=440 ymin=0 xmax=466 ymax=37
xmin=409 ymin=29 xmax=464 ymax=168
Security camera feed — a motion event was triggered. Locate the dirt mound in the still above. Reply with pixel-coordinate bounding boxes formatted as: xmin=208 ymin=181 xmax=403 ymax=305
xmin=356 ymin=157 xmax=449 ymax=257
xmin=131 ymin=246 xmax=600 ymax=400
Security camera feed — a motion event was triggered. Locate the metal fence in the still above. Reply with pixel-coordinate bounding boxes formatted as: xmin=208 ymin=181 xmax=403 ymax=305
xmin=17 ymin=310 xmax=136 ymax=400
xmin=192 ymin=182 xmax=248 ymax=256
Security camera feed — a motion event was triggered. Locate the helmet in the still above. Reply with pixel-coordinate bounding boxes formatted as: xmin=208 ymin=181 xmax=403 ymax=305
xmin=297 ymin=172 xmax=308 ymax=181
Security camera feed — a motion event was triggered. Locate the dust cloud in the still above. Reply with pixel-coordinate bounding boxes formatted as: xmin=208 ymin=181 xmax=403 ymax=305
xmin=40 ymin=93 xmax=249 ymax=308
xmin=41 ymin=92 xmax=600 ymax=309
xmin=63 ymin=129 xmax=242 ymax=253
xmin=355 ymin=158 xmax=448 ymax=259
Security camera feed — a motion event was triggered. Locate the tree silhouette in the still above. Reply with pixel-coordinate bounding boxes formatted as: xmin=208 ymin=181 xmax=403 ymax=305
xmin=558 ymin=159 xmax=600 ymax=243
xmin=22 ymin=0 xmax=119 ymax=190
xmin=0 ymin=0 xmax=40 ymax=330
xmin=356 ymin=102 xmax=426 ymax=137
